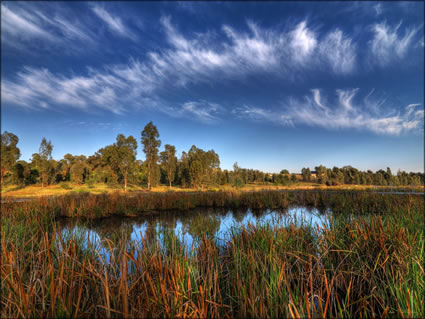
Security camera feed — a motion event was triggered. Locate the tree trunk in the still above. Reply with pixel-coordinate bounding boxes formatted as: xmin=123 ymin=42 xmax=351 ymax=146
xmin=169 ymin=168 xmax=172 ymax=189
xmin=124 ymin=171 xmax=127 ymax=192
xmin=0 ymin=168 xmax=4 ymax=185
xmin=147 ymin=160 xmax=151 ymax=191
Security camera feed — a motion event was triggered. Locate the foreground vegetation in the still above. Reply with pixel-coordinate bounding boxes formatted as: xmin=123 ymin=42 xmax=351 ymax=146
xmin=2 ymin=189 xmax=423 ymax=218
xmin=2 ymin=192 xmax=424 ymax=317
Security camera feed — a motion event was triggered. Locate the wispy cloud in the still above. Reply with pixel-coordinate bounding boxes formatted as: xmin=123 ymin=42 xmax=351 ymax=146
xmin=374 ymin=4 xmax=383 ymax=16
xmin=1 ymin=67 xmax=125 ymax=114
xmin=370 ymin=21 xmax=420 ymax=66
xmin=232 ymin=105 xmax=293 ymax=126
xmin=91 ymin=5 xmax=137 ymax=41
xmin=1 ymin=3 xmax=97 ymax=52
xmin=234 ymin=89 xmax=424 ymax=135
xmin=1 ymin=4 xmax=54 ymax=45
xmin=1 ymin=13 xmax=421 ymax=127
xmin=289 ymin=21 xmax=317 ymax=64
xmin=318 ymin=29 xmax=356 ymax=74
xmin=178 ymin=101 xmax=224 ymax=123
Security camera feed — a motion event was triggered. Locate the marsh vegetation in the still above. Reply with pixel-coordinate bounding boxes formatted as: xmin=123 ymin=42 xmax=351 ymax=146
xmin=1 ymin=191 xmax=424 ymax=318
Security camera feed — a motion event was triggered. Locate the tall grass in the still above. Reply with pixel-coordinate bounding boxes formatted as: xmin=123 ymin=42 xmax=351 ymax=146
xmin=2 ymin=190 xmax=423 ymax=219
xmin=1 ymin=192 xmax=423 ymax=318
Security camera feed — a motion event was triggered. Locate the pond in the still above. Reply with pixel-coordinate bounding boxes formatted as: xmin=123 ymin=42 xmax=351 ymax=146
xmin=59 ymin=205 xmax=332 ymax=254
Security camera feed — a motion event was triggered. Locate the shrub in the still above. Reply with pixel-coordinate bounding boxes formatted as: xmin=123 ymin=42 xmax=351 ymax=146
xmin=60 ymin=182 xmax=72 ymax=190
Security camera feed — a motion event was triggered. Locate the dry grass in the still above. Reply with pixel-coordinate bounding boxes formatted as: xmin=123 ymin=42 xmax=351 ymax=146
xmin=2 ymin=182 xmax=423 ymax=199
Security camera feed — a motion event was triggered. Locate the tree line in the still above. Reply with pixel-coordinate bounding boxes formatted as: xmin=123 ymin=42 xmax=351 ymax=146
xmin=1 ymin=123 xmax=424 ymax=191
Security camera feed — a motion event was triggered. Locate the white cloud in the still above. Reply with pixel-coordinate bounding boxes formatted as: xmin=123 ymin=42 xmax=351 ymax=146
xmin=374 ymin=4 xmax=383 ymax=16
xmin=311 ymin=89 xmax=328 ymax=111
xmin=2 ymin=15 xmax=420 ymax=125
xmin=234 ymin=89 xmax=424 ymax=135
xmin=1 ymin=67 xmax=126 ymax=114
xmin=232 ymin=105 xmax=293 ymax=126
xmin=91 ymin=5 xmax=137 ymax=41
xmin=1 ymin=4 xmax=54 ymax=43
xmin=318 ymin=29 xmax=356 ymax=74
xmin=1 ymin=3 xmax=97 ymax=51
xmin=289 ymin=21 xmax=317 ymax=63
xmin=179 ymin=101 xmax=223 ymax=123
xmin=370 ymin=21 xmax=419 ymax=66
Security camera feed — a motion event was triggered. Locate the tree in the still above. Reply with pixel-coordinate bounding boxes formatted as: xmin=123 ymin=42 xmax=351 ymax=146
xmin=1 ymin=131 xmax=21 ymax=185
xmin=141 ymin=122 xmax=161 ymax=191
xmin=114 ymin=134 xmax=137 ymax=192
xmin=160 ymin=144 xmax=177 ymax=189
xmin=188 ymin=145 xmax=220 ymax=189
xmin=301 ymin=167 xmax=311 ymax=182
xmin=176 ymin=151 xmax=190 ymax=187
xmin=315 ymin=165 xmax=327 ymax=184
xmin=69 ymin=156 xmax=88 ymax=185
xmin=38 ymin=138 xmax=53 ymax=187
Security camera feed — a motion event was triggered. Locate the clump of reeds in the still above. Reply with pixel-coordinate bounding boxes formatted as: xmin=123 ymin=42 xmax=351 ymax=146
xmin=2 ymin=190 xmax=423 ymax=220
xmin=2 ymin=199 xmax=423 ymax=318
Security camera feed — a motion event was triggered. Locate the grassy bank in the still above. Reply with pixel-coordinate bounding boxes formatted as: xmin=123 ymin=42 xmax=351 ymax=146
xmin=1 ymin=194 xmax=424 ymax=318
xmin=1 ymin=182 xmax=423 ymax=199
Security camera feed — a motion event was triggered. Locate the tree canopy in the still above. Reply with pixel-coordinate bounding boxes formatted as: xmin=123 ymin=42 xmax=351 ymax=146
xmin=141 ymin=122 xmax=161 ymax=190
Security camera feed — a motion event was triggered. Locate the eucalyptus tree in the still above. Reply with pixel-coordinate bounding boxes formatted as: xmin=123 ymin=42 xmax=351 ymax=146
xmin=301 ymin=167 xmax=311 ymax=182
xmin=113 ymin=134 xmax=138 ymax=192
xmin=69 ymin=155 xmax=88 ymax=185
xmin=1 ymin=131 xmax=21 ymax=185
xmin=176 ymin=151 xmax=190 ymax=187
xmin=38 ymin=138 xmax=53 ymax=187
xmin=141 ymin=122 xmax=161 ymax=190
xmin=315 ymin=165 xmax=327 ymax=184
xmin=160 ymin=144 xmax=177 ymax=188
xmin=99 ymin=135 xmax=138 ymax=191
xmin=188 ymin=145 xmax=220 ymax=189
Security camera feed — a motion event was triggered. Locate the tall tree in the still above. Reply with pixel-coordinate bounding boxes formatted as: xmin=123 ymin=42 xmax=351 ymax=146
xmin=38 ymin=138 xmax=53 ymax=187
xmin=1 ymin=131 xmax=21 ymax=185
xmin=188 ymin=145 xmax=220 ymax=189
xmin=113 ymin=134 xmax=137 ymax=192
xmin=69 ymin=155 xmax=88 ymax=185
xmin=301 ymin=167 xmax=311 ymax=182
xmin=160 ymin=144 xmax=177 ymax=189
xmin=141 ymin=122 xmax=161 ymax=191
xmin=315 ymin=165 xmax=327 ymax=184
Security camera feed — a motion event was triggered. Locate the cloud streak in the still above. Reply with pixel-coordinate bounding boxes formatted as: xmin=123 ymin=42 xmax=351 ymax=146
xmin=1 ymin=3 xmax=97 ymax=52
xmin=370 ymin=21 xmax=420 ymax=66
xmin=91 ymin=5 xmax=137 ymax=41
xmin=2 ymin=9 xmax=422 ymax=130
xmin=234 ymin=89 xmax=424 ymax=135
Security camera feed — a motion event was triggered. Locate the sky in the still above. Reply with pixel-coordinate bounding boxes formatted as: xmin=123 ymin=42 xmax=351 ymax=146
xmin=1 ymin=1 xmax=424 ymax=173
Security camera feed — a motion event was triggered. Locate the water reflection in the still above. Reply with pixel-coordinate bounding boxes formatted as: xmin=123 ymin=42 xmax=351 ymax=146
xmin=59 ymin=206 xmax=331 ymax=253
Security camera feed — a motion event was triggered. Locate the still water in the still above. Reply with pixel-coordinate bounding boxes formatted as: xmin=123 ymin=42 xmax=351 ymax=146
xmin=59 ymin=206 xmax=332 ymax=252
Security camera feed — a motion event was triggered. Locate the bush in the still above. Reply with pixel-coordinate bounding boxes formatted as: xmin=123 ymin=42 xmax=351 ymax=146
xmin=60 ymin=182 xmax=72 ymax=190
xmin=86 ymin=178 xmax=95 ymax=189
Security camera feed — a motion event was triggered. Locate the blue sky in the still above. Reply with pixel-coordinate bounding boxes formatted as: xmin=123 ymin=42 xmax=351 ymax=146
xmin=1 ymin=1 xmax=424 ymax=173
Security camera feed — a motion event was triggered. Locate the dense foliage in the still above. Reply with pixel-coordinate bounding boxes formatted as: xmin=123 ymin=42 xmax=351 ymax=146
xmin=1 ymin=127 xmax=424 ymax=190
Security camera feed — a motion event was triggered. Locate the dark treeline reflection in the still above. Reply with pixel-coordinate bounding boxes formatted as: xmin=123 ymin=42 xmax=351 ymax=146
xmin=2 ymin=129 xmax=424 ymax=190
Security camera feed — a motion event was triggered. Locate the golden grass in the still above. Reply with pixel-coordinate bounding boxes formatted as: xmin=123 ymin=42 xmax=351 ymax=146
xmin=1 ymin=182 xmax=423 ymax=199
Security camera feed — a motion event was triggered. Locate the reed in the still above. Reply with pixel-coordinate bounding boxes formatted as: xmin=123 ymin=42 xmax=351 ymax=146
xmin=1 ymin=194 xmax=423 ymax=318
xmin=2 ymin=190 xmax=423 ymax=219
